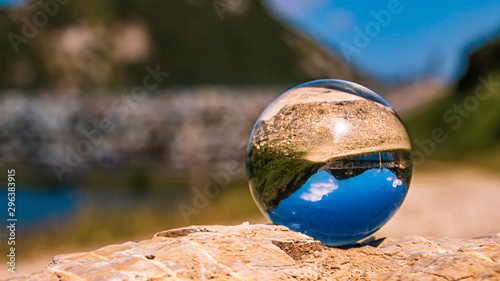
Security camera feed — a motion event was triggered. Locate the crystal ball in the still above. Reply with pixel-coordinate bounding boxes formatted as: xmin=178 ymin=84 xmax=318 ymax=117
xmin=246 ymin=79 xmax=413 ymax=246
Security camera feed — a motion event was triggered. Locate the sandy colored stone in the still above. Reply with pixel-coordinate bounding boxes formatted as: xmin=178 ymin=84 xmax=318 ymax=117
xmin=9 ymin=223 xmax=500 ymax=280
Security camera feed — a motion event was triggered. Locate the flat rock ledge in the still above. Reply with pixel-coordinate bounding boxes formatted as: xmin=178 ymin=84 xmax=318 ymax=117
xmin=11 ymin=223 xmax=500 ymax=280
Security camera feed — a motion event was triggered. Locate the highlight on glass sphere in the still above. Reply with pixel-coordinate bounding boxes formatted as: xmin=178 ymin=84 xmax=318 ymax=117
xmin=246 ymin=79 xmax=413 ymax=246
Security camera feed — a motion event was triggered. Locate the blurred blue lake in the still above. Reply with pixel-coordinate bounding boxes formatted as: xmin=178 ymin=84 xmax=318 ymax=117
xmin=1 ymin=187 xmax=80 ymax=232
xmin=0 ymin=187 xmax=183 ymax=233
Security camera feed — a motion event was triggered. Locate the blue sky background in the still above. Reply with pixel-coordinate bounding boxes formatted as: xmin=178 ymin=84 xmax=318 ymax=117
xmin=263 ymin=0 xmax=500 ymax=83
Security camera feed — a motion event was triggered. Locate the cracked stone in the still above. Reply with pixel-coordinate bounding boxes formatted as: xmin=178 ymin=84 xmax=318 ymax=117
xmin=9 ymin=223 xmax=500 ymax=280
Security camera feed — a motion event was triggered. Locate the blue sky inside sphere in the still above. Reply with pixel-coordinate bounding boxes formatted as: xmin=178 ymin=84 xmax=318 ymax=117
xmin=262 ymin=0 xmax=500 ymax=83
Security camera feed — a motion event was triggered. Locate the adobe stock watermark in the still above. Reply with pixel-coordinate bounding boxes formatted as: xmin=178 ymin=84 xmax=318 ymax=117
xmin=7 ymin=0 xmax=70 ymax=54
xmin=340 ymin=0 xmax=409 ymax=62
xmin=412 ymin=74 xmax=500 ymax=166
xmin=213 ymin=0 xmax=244 ymax=21
xmin=178 ymin=141 xmax=247 ymax=224
xmin=51 ymin=65 xmax=169 ymax=182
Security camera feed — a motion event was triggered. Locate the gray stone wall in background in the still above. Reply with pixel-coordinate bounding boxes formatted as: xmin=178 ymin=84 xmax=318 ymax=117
xmin=0 ymin=87 xmax=285 ymax=175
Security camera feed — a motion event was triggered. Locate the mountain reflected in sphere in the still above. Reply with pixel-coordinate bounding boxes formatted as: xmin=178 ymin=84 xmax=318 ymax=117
xmin=246 ymin=79 xmax=413 ymax=246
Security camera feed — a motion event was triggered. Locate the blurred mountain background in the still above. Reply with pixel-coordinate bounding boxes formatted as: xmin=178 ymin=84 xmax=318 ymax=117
xmin=0 ymin=0 xmax=499 ymax=277
xmin=0 ymin=0 xmax=365 ymax=89
xmin=407 ymin=35 xmax=500 ymax=168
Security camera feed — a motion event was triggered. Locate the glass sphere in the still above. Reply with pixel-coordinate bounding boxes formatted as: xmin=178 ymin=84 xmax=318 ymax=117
xmin=246 ymin=79 xmax=412 ymax=246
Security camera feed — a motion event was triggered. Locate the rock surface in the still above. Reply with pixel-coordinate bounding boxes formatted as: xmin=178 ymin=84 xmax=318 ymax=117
xmin=11 ymin=223 xmax=500 ymax=280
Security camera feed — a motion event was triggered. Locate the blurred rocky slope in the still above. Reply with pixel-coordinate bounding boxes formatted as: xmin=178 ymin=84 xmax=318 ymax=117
xmin=10 ymin=223 xmax=500 ymax=280
xmin=0 ymin=0 xmax=365 ymax=89
xmin=0 ymin=87 xmax=278 ymax=182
